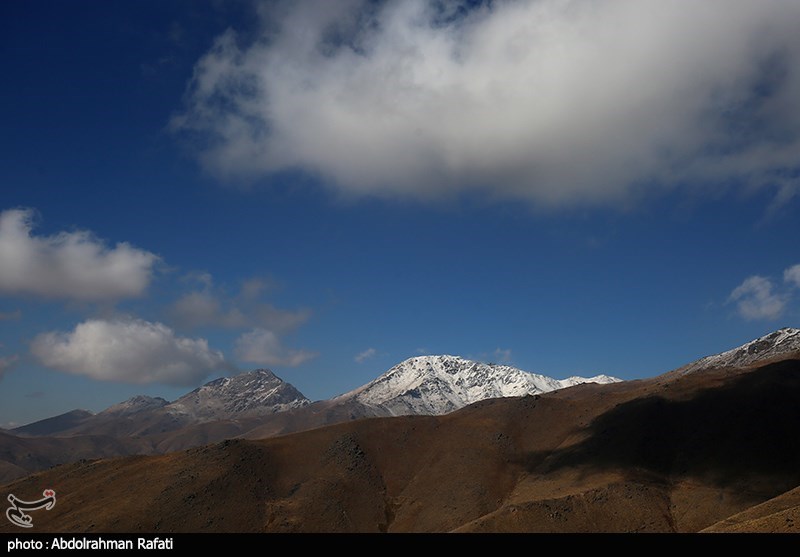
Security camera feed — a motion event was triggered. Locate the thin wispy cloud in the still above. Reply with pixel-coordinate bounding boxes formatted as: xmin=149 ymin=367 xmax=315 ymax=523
xmin=0 ymin=208 xmax=159 ymax=301
xmin=355 ymin=347 xmax=377 ymax=363
xmin=169 ymin=275 xmax=311 ymax=332
xmin=234 ymin=328 xmax=317 ymax=367
xmin=0 ymin=355 xmax=18 ymax=381
xmin=493 ymin=348 xmax=513 ymax=364
xmin=31 ymin=318 xmax=231 ymax=386
xmin=173 ymin=0 xmax=800 ymax=208
xmin=785 ymin=264 xmax=800 ymax=289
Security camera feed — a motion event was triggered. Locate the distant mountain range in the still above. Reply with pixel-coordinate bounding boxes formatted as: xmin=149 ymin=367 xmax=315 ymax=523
xmin=8 ymin=328 xmax=800 ymax=452
xmin=0 ymin=354 xmax=617 ymax=483
xmin=2 ymin=327 xmax=799 ymax=533
xmin=11 ymin=369 xmax=309 ymax=440
xmin=10 ymin=355 xmax=617 ymax=441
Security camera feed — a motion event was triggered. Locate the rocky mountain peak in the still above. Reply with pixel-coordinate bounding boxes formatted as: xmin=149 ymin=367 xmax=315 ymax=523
xmin=166 ymin=368 xmax=310 ymax=422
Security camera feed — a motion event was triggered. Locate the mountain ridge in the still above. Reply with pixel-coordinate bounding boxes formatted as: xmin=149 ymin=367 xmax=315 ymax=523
xmin=3 ymin=355 xmax=799 ymax=533
xmin=673 ymin=327 xmax=800 ymax=376
xmin=11 ymin=369 xmax=310 ymax=439
xmin=12 ymin=357 xmax=616 ymax=435
xmin=13 ymin=325 xmax=800 ymax=438
xmin=4 ymin=328 xmax=798 ymax=491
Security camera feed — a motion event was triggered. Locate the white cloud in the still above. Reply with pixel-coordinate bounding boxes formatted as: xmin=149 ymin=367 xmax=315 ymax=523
xmin=31 ymin=318 xmax=231 ymax=386
xmin=234 ymin=328 xmax=316 ymax=367
xmin=354 ymin=347 xmax=377 ymax=363
xmin=0 ymin=208 xmax=159 ymax=301
xmin=0 ymin=354 xmax=18 ymax=381
xmin=784 ymin=264 xmax=800 ymax=288
xmin=728 ymin=276 xmax=786 ymax=320
xmin=173 ymin=0 xmax=800 ymax=208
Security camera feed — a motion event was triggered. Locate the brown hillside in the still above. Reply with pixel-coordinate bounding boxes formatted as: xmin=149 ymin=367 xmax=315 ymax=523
xmin=1 ymin=359 xmax=799 ymax=533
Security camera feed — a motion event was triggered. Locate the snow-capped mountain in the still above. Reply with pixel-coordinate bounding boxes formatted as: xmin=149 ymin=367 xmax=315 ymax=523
xmin=165 ymin=369 xmax=311 ymax=422
xmin=675 ymin=327 xmax=800 ymax=375
xmin=334 ymin=355 xmax=620 ymax=416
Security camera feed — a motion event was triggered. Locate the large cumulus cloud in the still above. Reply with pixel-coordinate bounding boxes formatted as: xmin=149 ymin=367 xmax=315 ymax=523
xmin=31 ymin=318 xmax=232 ymax=386
xmin=172 ymin=0 xmax=800 ymax=207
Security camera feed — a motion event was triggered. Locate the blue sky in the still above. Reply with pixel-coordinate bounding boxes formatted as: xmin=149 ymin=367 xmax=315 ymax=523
xmin=1 ymin=0 xmax=799 ymax=428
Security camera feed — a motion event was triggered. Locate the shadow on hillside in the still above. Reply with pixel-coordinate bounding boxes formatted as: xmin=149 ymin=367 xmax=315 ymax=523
xmin=533 ymin=360 xmax=800 ymax=490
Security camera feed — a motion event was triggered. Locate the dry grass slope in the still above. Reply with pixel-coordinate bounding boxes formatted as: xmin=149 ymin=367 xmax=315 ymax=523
xmin=1 ymin=359 xmax=799 ymax=533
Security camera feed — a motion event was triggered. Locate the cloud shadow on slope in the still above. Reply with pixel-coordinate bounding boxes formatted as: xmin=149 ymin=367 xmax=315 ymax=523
xmin=531 ymin=360 xmax=800 ymax=491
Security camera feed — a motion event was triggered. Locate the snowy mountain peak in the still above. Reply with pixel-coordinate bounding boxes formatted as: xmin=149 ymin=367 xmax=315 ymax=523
xmin=337 ymin=354 xmax=621 ymax=416
xmin=167 ymin=368 xmax=310 ymax=421
xmin=676 ymin=327 xmax=800 ymax=375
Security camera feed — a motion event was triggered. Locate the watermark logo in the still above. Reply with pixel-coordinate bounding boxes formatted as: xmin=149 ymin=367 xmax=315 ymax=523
xmin=6 ymin=489 xmax=56 ymax=528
